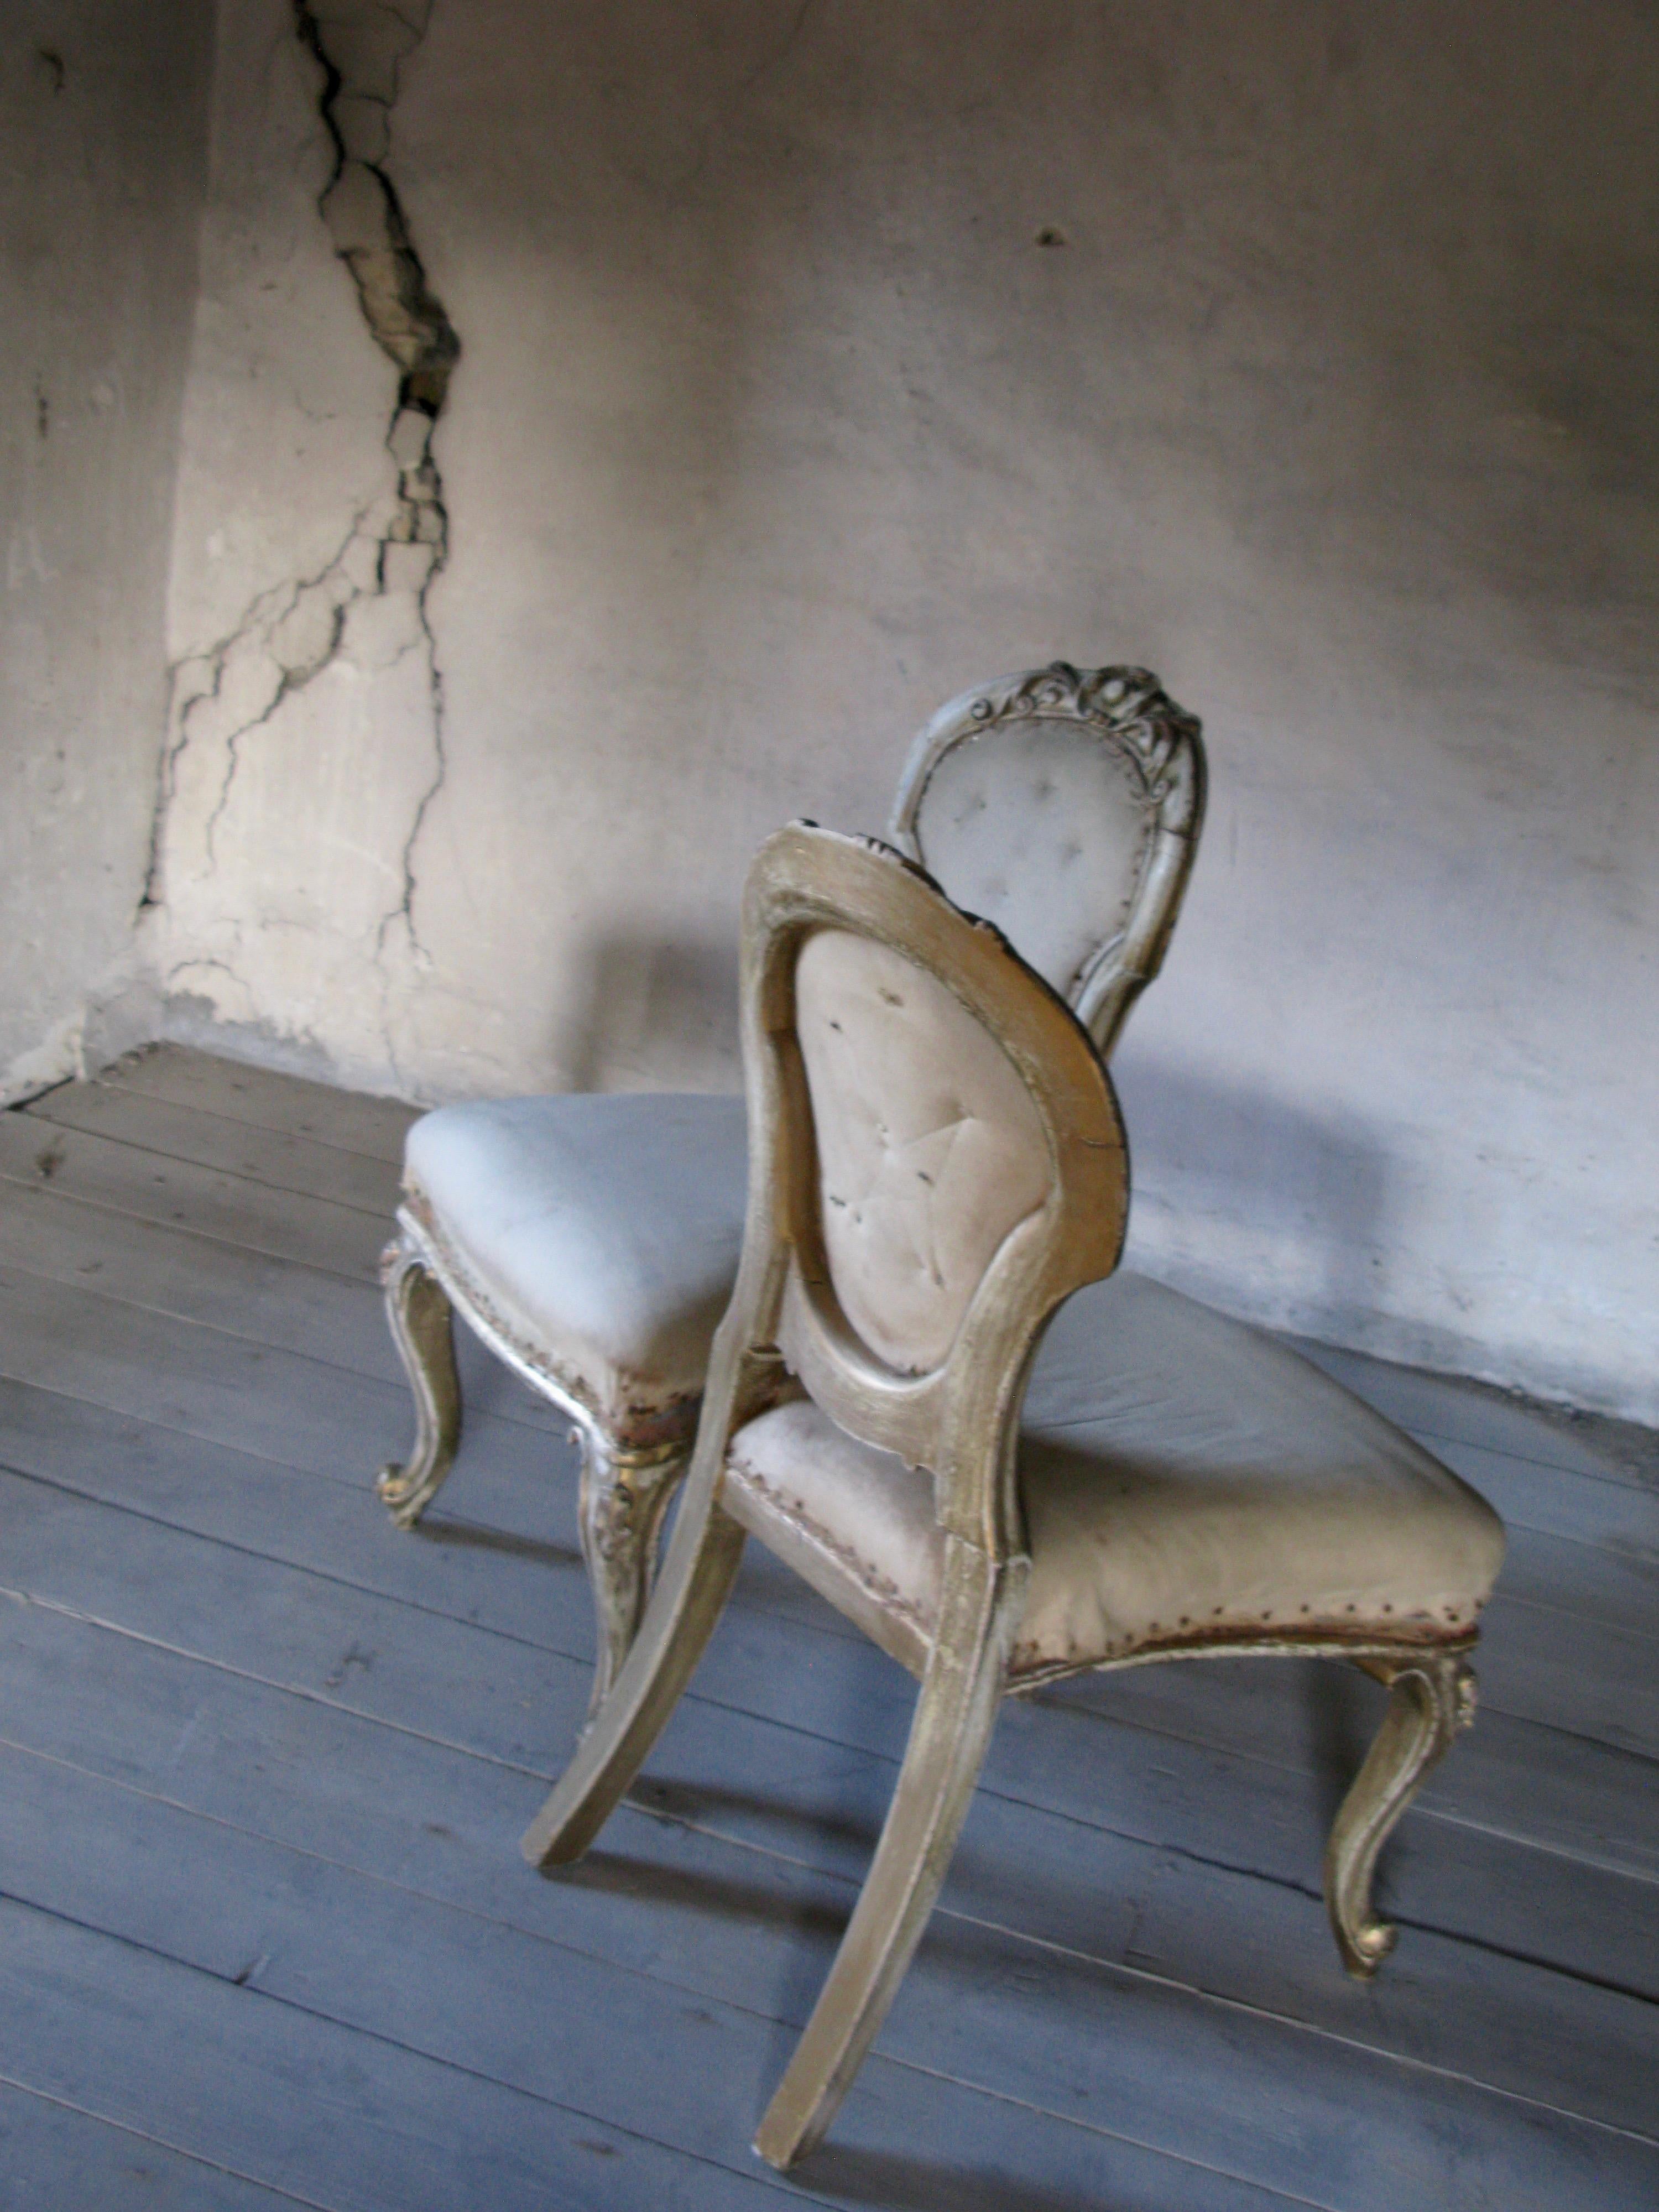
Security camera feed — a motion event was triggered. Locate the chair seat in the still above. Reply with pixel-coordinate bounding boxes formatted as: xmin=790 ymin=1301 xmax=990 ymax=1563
xmin=725 ymin=1271 xmax=1506 ymax=1681
xmin=403 ymin=1093 xmax=748 ymax=1442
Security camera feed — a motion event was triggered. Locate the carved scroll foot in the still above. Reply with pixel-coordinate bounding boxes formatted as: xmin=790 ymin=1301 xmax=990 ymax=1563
xmin=375 ymin=1233 xmax=463 ymax=1529
xmin=577 ymin=1434 xmax=692 ymax=1719
xmin=1324 ymin=1651 xmax=1476 ymax=1976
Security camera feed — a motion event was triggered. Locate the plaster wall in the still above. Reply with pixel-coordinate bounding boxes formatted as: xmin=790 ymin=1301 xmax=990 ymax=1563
xmin=0 ymin=2 xmax=213 ymax=1095
xmin=147 ymin=0 xmax=1657 ymax=1421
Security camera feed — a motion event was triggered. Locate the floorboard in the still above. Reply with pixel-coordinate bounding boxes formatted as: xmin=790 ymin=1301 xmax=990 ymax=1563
xmin=2 ymin=1307 xmax=1648 ymax=1821
xmin=0 ymin=1114 xmax=386 ymax=1282
xmin=3 ymin=1451 xmax=1652 ymax=2002
xmin=1 ymin=1356 xmax=1651 ymax=1906
xmin=3 ymin=1598 xmax=1653 ymax=2143
xmin=1 ymin=1048 xmax=1655 ymax=2208
xmin=0 ymin=1266 xmax=560 ymax=1486
xmin=98 ymin=1041 xmax=420 ymax=1163
xmin=0 ymin=1179 xmax=565 ymax=1432
xmin=24 ymin=1081 xmax=404 ymax=1218
xmin=0 ymin=1176 xmax=403 ymax=1383
xmin=0 ymin=1898 xmax=818 ymax=2212
xmin=4 ymin=1746 xmax=1647 ymax=2212
xmin=0 ymin=2077 xmax=318 ymax=2210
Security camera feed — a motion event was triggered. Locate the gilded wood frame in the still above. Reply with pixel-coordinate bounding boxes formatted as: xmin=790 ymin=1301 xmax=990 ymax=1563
xmin=520 ymin=826 xmax=1480 ymax=2169
xmin=888 ymin=660 xmax=1206 ymax=1055
xmin=377 ymin=666 xmax=1206 ymax=1711
xmin=377 ymin=1210 xmax=687 ymax=1709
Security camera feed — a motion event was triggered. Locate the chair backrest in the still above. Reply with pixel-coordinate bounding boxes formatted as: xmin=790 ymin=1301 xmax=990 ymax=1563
xmin=889 ymin=663 xmax=1205 ymax=1056
xmin=732 ymin=824 xmax=1129 ymax=1559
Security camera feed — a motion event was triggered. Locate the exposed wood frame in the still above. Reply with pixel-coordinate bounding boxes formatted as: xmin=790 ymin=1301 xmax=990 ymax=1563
xmin=888 ymin=661 xmax=1206 ymax=1055
xmin=379 ymin=666 xmax=1206 ymax=1709
xmin=520 ymin=826 xmax=1481 ymax=2169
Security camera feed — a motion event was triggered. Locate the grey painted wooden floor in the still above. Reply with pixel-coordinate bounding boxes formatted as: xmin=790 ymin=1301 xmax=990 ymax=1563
xmin=0 ymin=1045 xmax=1654 ymax=2210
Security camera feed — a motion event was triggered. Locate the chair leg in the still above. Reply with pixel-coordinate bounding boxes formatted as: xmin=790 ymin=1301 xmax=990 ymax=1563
xmin=576 ymin=1431 xmax=692 ymax=1719
xmin=752 ymin=1541 xmax=1026 ymax=2172
xmin=1324 ymin=1650 xmax=1476 ymax=1976
xmin=521 ymin=1436 xmax=749 ymax=1870
xmin=375 ymin=1233 xmax=462 ymax=1528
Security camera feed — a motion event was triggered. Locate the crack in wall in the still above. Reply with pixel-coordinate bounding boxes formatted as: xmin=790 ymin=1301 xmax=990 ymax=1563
xmin=143 ymin=0 xmax=459 ymax=976
xmin=294 ymin=0 xmax=458 ymax=956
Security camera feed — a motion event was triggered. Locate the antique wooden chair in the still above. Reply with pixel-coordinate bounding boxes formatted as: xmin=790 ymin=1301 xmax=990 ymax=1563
xmin=377 ymin=664 xmax=1204 ymax=1708
xmin=521 ymin=824 xmax=1505 ymax=2171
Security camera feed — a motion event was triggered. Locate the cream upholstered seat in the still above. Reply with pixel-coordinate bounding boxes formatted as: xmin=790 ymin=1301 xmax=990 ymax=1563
xmin=403 ymin=1095 xmax=748 ymax=1449
xmin=728 ymin=1272 xmax=1501 ymax=1682
xmin=523 ymin=826 xmax=1504 ymax=2173
xmin=377 ymin=664 xmax=1204 ymax=1710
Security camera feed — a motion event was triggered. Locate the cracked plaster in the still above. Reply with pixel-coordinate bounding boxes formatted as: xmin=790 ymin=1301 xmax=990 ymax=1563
xmin=85 ymin=0 xmax=1659 ymax=1425
xmin=140 ymin=0 xmax=457 ymax=1093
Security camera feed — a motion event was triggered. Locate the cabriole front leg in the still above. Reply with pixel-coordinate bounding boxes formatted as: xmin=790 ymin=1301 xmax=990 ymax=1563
xmin=577 ymin=1431 xmax=693 ymax=1717
xmin=1324 ymin=1650 xmax=1476 ymax=1976
xmin=523 ymin=1427 xmax=749 ymax=1869
xmin=375 ymin=1232 xmax=462 ymax=1528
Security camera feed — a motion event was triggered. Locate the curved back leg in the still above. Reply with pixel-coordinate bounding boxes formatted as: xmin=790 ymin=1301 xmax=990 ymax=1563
xmin=376 ymin=1230 xmax=463 ymax=1528
xmin=754 ymin=1543 xmax=1027 ymax=2171
xmin=1324 ymin=1651 xmax=1476 ymax=1975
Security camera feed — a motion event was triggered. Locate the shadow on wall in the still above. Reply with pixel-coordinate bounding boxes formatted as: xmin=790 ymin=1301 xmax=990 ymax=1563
xmin=1113 ymin=1055 xmax=1391 ymax=1338
xmin=560 ymin=930 xmax=740 ymax=1095
xmin=556 ymin=958 xmax=1396 ymax=1338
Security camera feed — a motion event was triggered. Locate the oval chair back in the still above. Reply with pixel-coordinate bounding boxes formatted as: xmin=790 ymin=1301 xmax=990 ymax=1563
xmin=892 ymin=661 xmax=1204 ymax=1055
xmin=742 ymin=824 xmax=1129 ymax=1562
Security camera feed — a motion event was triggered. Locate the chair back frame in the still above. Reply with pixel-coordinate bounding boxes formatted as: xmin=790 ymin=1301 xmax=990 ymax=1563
xmin=732 ymin=824 xmax=1129 ymax=1561
xmin=890 ymin=661 xmax=1205 ymax=1055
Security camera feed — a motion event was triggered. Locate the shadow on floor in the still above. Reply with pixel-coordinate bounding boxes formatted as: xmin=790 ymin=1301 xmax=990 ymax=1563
xmin=630 ymin=1773 xmax=883 ymax=1858
xmin=414 ymin=1516 xmax=582 ymax=1570
xmin=791 ymin=2143 xmax=1126 ymax=2211
xmin=552 ymin=1844 xmax=851 ymax=1944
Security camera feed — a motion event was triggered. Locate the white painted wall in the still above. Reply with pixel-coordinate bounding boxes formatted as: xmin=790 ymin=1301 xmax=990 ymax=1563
xmin=0 ymin=2 xmax=213 ymax=1094
xmin=61 ymin=0 xmax=1659 ymax=1422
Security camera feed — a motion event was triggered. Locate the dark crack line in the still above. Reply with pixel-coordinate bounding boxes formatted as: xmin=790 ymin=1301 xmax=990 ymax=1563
xmin=293 ymin=0 xmax=459 ymax=962
xmin=141 ymin=7 xmax=462 ymax=967
xmin=384 ymin=508 xmax=449 ymax=955
xmin=735 ymin=0 xmax=818 ymax=97
xmin=293 ymin=1 xmax=459 ymax=416
xmin=201 ymin=601 xmax=348 ymax=865
xmin=139 ymin=512 xmax=372 ymax=910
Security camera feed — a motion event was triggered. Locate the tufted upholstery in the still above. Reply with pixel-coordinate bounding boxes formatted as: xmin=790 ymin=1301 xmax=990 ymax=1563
xmin=794 ymin=929 xmax=1051 ymax=1374
xmin=910 ymin=717 xmax=1152 ymax=1003
xmin=724 ymin=1270 xmax=1506 ymax=1681
xmin=403 ymin=1092 xmax=747 ymax=1440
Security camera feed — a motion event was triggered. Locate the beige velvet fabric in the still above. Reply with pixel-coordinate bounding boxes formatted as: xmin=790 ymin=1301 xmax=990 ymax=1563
xmin=727 ymin=1395 xmax=945 ymax=1660
xmin=403 ymin=1092 xmax=747 ymax=1432
xmin=794 ymin=928 xmax=1051 ymax=1375
xmin=723 ymin=1271 xmax=1506 ymax=1678
xmin=912 ymin=718 xmax=1152 ymax=1001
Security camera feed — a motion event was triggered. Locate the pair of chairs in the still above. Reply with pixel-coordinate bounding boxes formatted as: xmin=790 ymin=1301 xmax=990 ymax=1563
xmin=375 ymin=669 xmax=1505 ymax=2171
xmin=377 ymin=664 xmax=1206 ymax=1705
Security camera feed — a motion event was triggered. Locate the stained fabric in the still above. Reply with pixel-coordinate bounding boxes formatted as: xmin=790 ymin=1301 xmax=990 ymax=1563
xmin=794 ymin=928 xmax=1050 ymax=1374
xmin=725 ymin=1270 xmax=1505 ymax=1677
xmin=403 ymin=1091 xmax=747 ymax=1422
